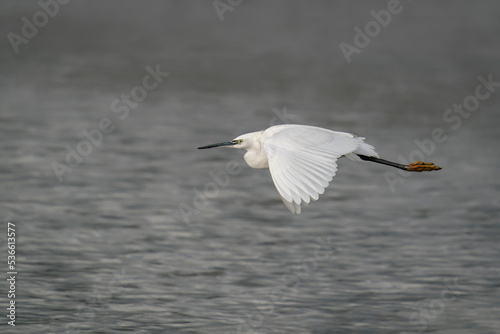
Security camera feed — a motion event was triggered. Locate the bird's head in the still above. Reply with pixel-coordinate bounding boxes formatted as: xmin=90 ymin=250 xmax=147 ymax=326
xmin=198 ymin=131 xmax=260 ymax=150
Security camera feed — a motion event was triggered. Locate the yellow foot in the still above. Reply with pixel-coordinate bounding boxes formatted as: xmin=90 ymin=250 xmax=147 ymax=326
xmin=405 ymin=161 xmax=442 ymax=172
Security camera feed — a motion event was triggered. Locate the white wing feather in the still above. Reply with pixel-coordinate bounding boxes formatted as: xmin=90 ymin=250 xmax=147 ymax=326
xmin=263 ymin=125 xmax=375 ymax=214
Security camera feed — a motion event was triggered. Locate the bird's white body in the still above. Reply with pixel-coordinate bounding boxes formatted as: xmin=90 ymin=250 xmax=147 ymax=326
xmin=217 ymin=124 xmax=379 ymax=214
xmin=236 ymin=125 xmax=379 ymax=169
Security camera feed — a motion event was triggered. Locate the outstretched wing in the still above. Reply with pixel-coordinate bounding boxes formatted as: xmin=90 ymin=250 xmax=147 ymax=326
xmin=263 ymin=125 xmax=361 ymax=214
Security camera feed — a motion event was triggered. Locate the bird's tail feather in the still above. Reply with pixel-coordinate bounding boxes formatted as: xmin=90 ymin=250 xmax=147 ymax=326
xmin=345 ymin=137 xmax=380 ymax=161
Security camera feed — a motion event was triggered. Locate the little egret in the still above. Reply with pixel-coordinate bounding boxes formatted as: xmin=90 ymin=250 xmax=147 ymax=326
xmin=198 ymin=124 xmax=441 ymax=214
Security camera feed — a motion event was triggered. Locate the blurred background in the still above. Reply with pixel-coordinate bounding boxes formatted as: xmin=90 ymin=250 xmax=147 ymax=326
xmin=1 ymin=1 xmax=499 ymax=333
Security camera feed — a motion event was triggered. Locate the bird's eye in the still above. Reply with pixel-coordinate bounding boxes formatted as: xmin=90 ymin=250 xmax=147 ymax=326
xmin=237 ymin=139 xmax=243 ymax=144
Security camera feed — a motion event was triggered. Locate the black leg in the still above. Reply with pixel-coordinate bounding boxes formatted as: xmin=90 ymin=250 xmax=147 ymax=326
xmin=357 ymin=155 xmax=442 ymax=172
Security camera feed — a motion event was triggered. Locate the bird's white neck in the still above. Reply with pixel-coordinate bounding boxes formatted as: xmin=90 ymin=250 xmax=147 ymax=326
xmin=244 ymin=150 xmax=269 ymax=169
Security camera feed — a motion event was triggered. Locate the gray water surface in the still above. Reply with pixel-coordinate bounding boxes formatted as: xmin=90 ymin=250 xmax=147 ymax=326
xmin=1 ymin=1 xmax=499 ymax=333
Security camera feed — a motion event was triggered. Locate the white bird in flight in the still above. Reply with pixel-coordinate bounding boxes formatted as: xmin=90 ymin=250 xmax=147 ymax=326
xmin=198 ymin=124 xmax=441 ymax=214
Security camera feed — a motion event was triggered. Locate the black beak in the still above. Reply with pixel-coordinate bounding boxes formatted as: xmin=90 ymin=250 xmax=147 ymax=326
xmin=198 ymin=140 xmax=238 ymax=149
